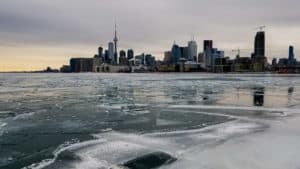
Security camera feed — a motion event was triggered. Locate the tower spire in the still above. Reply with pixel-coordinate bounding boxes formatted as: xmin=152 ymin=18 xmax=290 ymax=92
xmin=113 ymin=22 xmax=118 ymax=64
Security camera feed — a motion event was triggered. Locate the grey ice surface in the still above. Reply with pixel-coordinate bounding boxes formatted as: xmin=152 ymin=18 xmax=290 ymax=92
xmin=0 ymin=73 xmax=300 ymax=169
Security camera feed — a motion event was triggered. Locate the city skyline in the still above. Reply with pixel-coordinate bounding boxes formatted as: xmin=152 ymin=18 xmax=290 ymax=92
xmin=1 ymin=0 xmax=300 ymax=71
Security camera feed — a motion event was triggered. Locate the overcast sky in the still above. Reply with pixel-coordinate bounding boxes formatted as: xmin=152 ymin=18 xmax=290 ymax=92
xmin=1 ymin=0 xmax=300 ymax=71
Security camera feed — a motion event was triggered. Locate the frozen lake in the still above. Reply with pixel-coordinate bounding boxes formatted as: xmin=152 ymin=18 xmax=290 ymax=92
xmin=0 ymin=73 xmax=300 ymax=169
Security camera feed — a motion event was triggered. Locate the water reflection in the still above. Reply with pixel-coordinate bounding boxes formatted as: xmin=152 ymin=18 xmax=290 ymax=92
xmin=253 ymin=87 xmax=265 ymax=106
xmin=288 ymin=87 xmax=294 ymax=95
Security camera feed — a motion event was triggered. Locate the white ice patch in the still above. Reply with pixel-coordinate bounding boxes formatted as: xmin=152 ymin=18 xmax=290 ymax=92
xmin=13 ymin=112 xmax=36 ymax=120
xmin=168 ymin=105 xmax=289 ymax=113
xmin=96 ymin=104 xmax=127 ymax=110
xmin=22 ymin=139 xmax=107 ymax=169
xmin=46 ymin=120 xmax=264 ymax=169
xmin=0 ymin=122 xmax=7 ymax=136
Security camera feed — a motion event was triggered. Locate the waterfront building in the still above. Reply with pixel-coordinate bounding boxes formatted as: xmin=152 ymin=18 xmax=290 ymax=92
xmin=136 ymin=53 xmax=145 ymax=65
xmin=171 ymin=43 xmax=182 ymax=64
xmin=108 ymin=42 xmax=115 ymax=63
xmin=164 ymin=51 xmax=172 ymax=64
xmin=289 ymin=46 xmax=295 ymax=65
xmin=203 ymin=40 xmax=213 ymax=69
xmin=119 ymin=50 xmax=128 ymax=65
xmin=145 ymin=54 xmax=156 ymax=67
xmin=254 ymin=31 xmax=265 ymax=57
xmin=272 ymin=58 xmax=277 ymax=66
xmin=70 ymin=58 xmax=95 ymax=72
xmin=252 ymin=31 xmax=267 ymax=72
xmin=98 ymin=46 xmax=103 ymax=58
xmin=127 ymin=49 xmax=134 ymax=61
xmin=104 ymin=50 xmax=109 ymax=63
xmin=203 ymin=40 xmax=213 ymax=52
xmin=188 ymin=40 xmax=198 ymax=62
xmin=180 ymin=47 xmax=189 ymax=60
xmin=234 ymin=57 xmax=252 ymax=72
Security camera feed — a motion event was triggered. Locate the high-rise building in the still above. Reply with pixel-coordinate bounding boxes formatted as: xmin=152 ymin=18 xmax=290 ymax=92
xmin=104 ymin=50 xmax=109 ymax=62
xmin=108 ymin=42 xmax=115 ymax=63
xmin=113 ymin=23 xmax=119 ymax=64
xmin=171 ymin=43 xmax=182 ymax=64
xmin=180 ymin=47 xmax=189 ymax=59
xmin=203 ymin=40 xmax=214 ymax=68
xmin=98 ymin=47 xmax=103 ymax=58
xmin=164 ymin=51 xmax=172 ymax=64
xmin=119 ymin=50 xmax=128 ymax=65
xmin=254 ymin=31 xmax=265 ymax=57
xmin=120 ymin=50 xmax=126 ymax=57
xmin=289 ymin=45 xmax=295 ymax=65
xmin=252 ymin=31 xmax=266 ymax=72
xmin=188 ymin=40 xmax=198 ymax=61
xmin=145 ymin=54 xmax=156 ymax=67
xmin=127 ymin=49 xmax=134 ymax=61
xmin=203 ymin=40 xmax=213 ymax=52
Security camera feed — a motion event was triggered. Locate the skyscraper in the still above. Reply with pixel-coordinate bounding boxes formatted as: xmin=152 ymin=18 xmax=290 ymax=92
xmin=108 ymin=42 xmax=114 ymax=62
xmin=104 ymin=50 xmax=109 ymax=62
xmin=98 ymin=46 xmax=103 ymax=58
xmin=254 ymin=31 xmax=265 ymax=57
xmin=203 ymin=40 xmax=213 ymax=52
xmin=119 ymin=50 xmax=127 ymax=65
xmin=164 ymin=51 xmax=172 ymax=64
xmin=113 ymin=23 xmax=119 ymax=64
xmin=188 ymin=40 xmax=198 ymax=61
xmin=171 ymin=43 xmax=182 ymax=64
xmin=252 ymin=31 xmax=266 ymax=72
xmin=289 ymin=45 xmax=295 ymax=65
xmin=127 ymin=49 xmax=134 ymax=60
xmin=119 ymin=50 xmax=126 ymax=57
xmin=180 ymin=47 xmax=189 ymax=59
xmin=203 ymin=40 xmax=213 ymax=68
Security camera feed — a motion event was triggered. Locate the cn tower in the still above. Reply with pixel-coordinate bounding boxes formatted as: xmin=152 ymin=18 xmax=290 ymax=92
xmin=113 ymin=23 xmax=118 ymax=64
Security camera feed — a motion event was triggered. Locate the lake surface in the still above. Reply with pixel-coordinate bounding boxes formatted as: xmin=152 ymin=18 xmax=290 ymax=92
xmin=0 ymin=73 xmax=300 ymax=169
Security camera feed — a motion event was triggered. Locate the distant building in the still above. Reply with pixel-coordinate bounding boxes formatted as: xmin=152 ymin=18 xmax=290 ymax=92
xmin=252 ymin=31 xmax=267 ymax=72
xmin=198 ymin=53 xmax=204 ymax=63
xmin=180 ymin=46 xmax=189 ymax=59
xmin=164 ymin=51 xmax=172 ymax=64
xmin=278 ymin=58 xmax=289 ymax=66
xmin=70 ymin=58 xmax=95 ymax=72
xmin=120 ymin=50 xmax=126 ymax=57
xmin=214 ymin=57 xmax=232 ymax=73
xmin=108 ymin=42 xmax=115 ymax=63
xmin=145 ymin=54 xmax=156 ymax=67
xmin=136 ymin=53 xmax=145 ymax=65
xmin=98 ymin=47 xmax=103 ymax=58
xmin=272 ymin=58 xmax=277 ymax=66
xmin=253 ymin=31 xmax=265 ymax=58
xmin=202 ymin=40 xmax=224 ymax=71
xmin=203 ymin=40 xmax=213 ymax=52
xmin=289 ymin=46 xmax=295 ymax=65
xmin=127 ymin=49 xmax=134 ymax=61
xmin=234 ymin=57 xmax=252 ymax=72
xmin=119 ymin=50 xmax=128 ymax=65
xmin=104 ymin=50 xmax=109 ymax=63
xmin=60 ymin=65 xmax=71 ymax=73
xmin=188 ymin=40 xmax=198 ymax=61
xmin=171 ymin=43 xmax=182 ymax=64
xmin=203 ymin=40 xmax=214 ymax=69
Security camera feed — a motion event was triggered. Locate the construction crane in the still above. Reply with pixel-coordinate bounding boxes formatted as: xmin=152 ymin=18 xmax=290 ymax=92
xmin=256 ymin=25 xmax=266 ymax=31
xmin=232 ymin=49 xmax=241 ymax=58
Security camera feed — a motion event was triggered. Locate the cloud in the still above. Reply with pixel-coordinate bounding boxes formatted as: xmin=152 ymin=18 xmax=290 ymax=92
xmin=0 ymin=0 xmax=300 ymax=70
